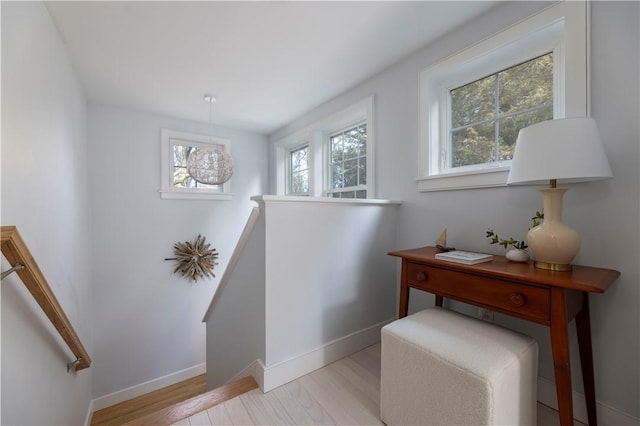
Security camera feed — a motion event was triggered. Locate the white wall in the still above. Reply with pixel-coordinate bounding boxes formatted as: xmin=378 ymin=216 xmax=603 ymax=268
xmin=205 ymin=196 xmax=399 ymax=392
xmin=270 ymin=1 xmax=639 ymax=421
xmin=261 ymin=197 xmax=399 ymax=391
xmin=205 ymin=207 xmax=266 ymax=390
xmin=263 ymin=197 xmax=399 ymax=366
xmin=1 ymin=2 xmax=93 ymax=425
xmin=87 ymin=104 xmax=269 ymax=401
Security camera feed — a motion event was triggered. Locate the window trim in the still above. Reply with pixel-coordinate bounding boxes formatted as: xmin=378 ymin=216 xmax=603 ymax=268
xmin=274 ymin=95 xmax=375 ymax=198
xmin=160 ymin=128 xmax=233 ymax=200
xmin=417 ymin=1 xmax=588 ymax=192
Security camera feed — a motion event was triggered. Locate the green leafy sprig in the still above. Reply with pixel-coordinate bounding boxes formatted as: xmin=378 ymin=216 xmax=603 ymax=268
xmin=485 ymin=230 xmax=528 ymax=250
xmin=485 ymin=211 xmax=544 ymax=251
xmin=531 ymin=210 xmax=544 ymax=227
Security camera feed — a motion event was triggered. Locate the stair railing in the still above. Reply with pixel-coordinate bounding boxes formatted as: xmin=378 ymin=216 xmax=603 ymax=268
xmin=1 ymin=226 xmax=91 ymax=371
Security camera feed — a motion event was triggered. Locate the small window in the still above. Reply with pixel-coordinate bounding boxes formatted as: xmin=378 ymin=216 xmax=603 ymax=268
xmin=288 ymin=144 xmax=309 ymax=196
xmin=448 ymin=53 xmax=553 ymax=172
xmin=160 ymin=129 xmax=232 ymax=200
xmin=172 ymin=144 xmax=225 ymax=190
xmin=327 ymin=123 xmax=367 ymax=199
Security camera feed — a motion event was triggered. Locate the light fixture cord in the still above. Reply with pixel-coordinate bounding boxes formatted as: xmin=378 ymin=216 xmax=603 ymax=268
xmin=585 ymin=0 xmax=590 ymax=117
xmin=209 ymin=98 xmax=213 ymax=136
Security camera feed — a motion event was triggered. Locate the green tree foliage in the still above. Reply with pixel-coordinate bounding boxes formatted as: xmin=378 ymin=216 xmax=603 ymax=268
xmin=450 ymin=53 xmax=554 ymax=168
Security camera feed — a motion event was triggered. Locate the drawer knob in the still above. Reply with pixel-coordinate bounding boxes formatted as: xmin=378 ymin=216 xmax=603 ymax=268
xmin=416 ymin=271 xmax=427 ymax=281
xmin=508 ymin=293 xmax=526 ymax=307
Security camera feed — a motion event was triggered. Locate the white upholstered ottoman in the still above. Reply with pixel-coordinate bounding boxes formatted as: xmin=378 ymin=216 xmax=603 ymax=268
xmin=380 ymin=307 xmax=538 ymax=426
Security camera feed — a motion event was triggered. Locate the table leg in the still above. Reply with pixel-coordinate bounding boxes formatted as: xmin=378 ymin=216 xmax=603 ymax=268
xmin=399 ymin=284 xmax=409 ymax=318
xmin=576 ymin=295 xmax=598 ymax=426
xmin=550 ymin=288 xmax=574 ymax=426
xmin=435 ymin=295 xmax=443 ymax=307
xmin=399 ymin=261 xmax=409 ymax=318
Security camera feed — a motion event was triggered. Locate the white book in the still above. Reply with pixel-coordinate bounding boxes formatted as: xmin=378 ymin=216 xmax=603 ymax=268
xmin=434 ymin=250 xmax=493 ymax=265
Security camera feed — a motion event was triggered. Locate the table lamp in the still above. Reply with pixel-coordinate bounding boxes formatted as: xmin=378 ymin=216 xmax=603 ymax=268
xmin=506 ymin=117 xmax=613 ymax=271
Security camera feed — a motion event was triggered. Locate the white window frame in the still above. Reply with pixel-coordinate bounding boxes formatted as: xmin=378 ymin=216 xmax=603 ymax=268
xmin=274 ymin=95 xmax=375 ymax=198
xmin=287 ymin=142 xmax=311 ymax=196
xmin=160 ymin=129 xmax=233 ymax=200
xmin=417 ymin=1 xmax=589 ymax=192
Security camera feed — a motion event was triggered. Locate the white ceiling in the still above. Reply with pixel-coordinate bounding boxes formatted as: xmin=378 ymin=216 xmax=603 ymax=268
xmin=46 ymin=1 xmax=498 ymax=135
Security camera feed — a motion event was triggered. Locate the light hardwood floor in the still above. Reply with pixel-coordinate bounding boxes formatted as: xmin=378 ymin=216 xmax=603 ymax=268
xmin=171 ymin=343 xmax=583 ymax=426
xmin=92 ymin=375 xmax=207 ymax=426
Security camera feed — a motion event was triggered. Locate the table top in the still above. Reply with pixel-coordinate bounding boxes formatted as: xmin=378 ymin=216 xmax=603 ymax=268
xmin=389 ymin=246 xmax=620 ymax=294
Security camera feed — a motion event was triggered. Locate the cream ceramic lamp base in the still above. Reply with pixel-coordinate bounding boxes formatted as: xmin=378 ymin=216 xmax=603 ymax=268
xmin=527 ymin=188 xmax=580 ymax=271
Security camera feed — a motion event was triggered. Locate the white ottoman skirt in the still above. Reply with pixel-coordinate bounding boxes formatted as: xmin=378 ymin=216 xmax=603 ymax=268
xmin=380 ymin=307 xmax=538 ymax=426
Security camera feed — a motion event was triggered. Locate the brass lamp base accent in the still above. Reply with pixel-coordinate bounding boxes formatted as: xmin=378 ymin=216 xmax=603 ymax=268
xmin=534 ymin=261 xmax=573 ymax=272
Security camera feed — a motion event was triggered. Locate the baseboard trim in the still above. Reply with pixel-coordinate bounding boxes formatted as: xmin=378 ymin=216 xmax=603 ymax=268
xmin=537 ymin=376 xmax=639 ymax=425
xmin=91 ymin=363 xmax=206 ymax=411
xmin=84 ymin=399 xmax=94 ymax=426
xmin=229 ymin=358 xmax=266 ymax=391
xmin=258 ymin=318 xmax=394 ymax=392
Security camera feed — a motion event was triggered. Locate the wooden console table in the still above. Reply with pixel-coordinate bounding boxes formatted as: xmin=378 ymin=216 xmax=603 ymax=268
xmin=389 ymin=246 xmax=620 ymax=426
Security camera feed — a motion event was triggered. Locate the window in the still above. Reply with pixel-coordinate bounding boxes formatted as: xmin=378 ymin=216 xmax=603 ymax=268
xmin=160 ymin=129 xmax=232 ymax=200
xmin=327 ymin=123 xmax=367 ymax=199
xmin=274 ymin=96 xmax=374 ymax=199
xmin=418 ymin=2 xmax=589 ymax=192
xmin=172 ymin=144 xmax=225 ymax=190
xmin=289 ymin=144 xmax=309 ymax=196
xmin=448 ymin=53 xmax=553 ymax=172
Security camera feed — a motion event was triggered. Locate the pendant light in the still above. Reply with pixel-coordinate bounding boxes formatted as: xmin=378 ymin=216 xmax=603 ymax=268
xmin=186 ymin=94 xmax=234 ymax=185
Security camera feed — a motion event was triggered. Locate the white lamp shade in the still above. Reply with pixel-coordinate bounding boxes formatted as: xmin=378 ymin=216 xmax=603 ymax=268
xmin=507 ymin=117 xmax=613 ymax=185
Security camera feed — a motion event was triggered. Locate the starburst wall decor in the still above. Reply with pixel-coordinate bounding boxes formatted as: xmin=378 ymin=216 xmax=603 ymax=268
xmin=165 ymin=235 xmax=218 ymax=282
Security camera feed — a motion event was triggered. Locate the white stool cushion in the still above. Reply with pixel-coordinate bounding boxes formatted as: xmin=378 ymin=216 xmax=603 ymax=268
xmin=381 ymin=307 xmax=538 ymax=426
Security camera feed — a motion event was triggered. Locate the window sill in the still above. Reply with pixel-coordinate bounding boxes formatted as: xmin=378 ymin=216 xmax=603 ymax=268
xmin=159 ymin=190 xmax=233 ymax=201
xmin=251 ymin=195 xmax=401 ymax=206
xmin=415 ymin=167 xmax=510 ymax=192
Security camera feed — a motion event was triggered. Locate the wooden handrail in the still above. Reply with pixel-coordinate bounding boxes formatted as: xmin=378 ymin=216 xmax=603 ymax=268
xmin=1 ymin=226 xmax=91 ymax=370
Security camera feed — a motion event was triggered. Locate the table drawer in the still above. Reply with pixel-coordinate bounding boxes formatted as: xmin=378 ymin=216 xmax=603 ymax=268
xmin=406 ymin=262 xmax=550 ymax=322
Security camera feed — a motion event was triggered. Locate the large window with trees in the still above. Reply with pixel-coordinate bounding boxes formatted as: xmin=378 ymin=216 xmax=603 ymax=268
xmin=417 ymin=2 xmax=589 ymax=192
xmin=448 ymin=53 xmax=553 ymax=171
